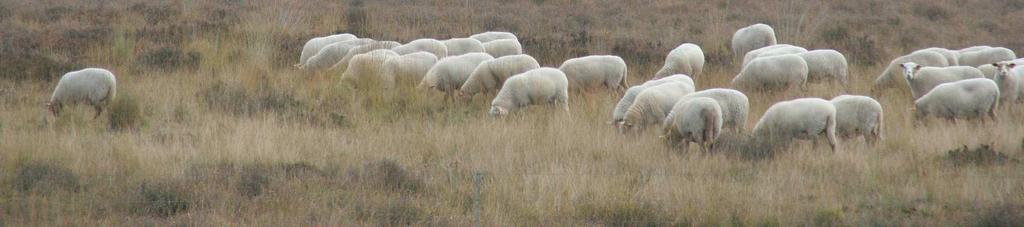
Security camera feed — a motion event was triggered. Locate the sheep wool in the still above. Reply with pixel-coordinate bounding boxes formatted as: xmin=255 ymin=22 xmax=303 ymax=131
xmin=674 ymin=88 xmax=749 ymax=133
xmin=731 ymin=23 xmax=777 ymax=57
xmin=958 ymin=47 xmax=1016 ymax=67
xmin=619 ymin=81 xmax=696 ymax=132
xmin=420 ymin=53 xmax=495 ymax=101
xmin=460 ymin=54 xmax=540 ymax=97
xmin=443 ymin=38 xmax=486 ymax=56
xmin=662 ymin=97 xmax=723 ymax=153
xmin=610 ymin=74 xmax=695 ymax=125
xmin=489 ymin=67 xmax=569 ymax=116
xmin=741 ymin=44 xmax=808 ymax=69
xmin=914 ymin=78 xmax=999 ymax=122
xmin=829 ymin=95 xmax=883 ymax=145
xmin=482 ymin=39 xmax=523 ymax=58
xmin=795 ymin=49 xmax=849 ymax=84
xmin=48 ymin=68 xmax=117 ymax=118
xmin=469 ymin=31 xmax=518 ymax=43
xmin=732 ymin=54 xmax=809 ymax=92
xmin=752 ymin=98 xmax=839 ymax=152
xmin=874 ymin=50 xmax=950 ymax=89
xmin=900 ymin=63 xmax=985 ymax=100
xmin=558 ymin=55 xmax=629 ymax=91
xmin=654 ymin=43 xmax=705 ymax=79
xmin=335 ymin=41 xmax=401 ymax=72
xmin=340 ymin=49 xmax=401 ymax=89
xmin=392 ymin=38 xmax=448 ymax=58
xmin=297 ymin=33 xmax=358 ymax=66
xmin=384 ymin=52 xmax=439 ymax=88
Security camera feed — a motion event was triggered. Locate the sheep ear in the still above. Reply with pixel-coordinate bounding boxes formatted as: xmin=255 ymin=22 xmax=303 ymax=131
xmin=899 ymin=64 xmax=907 ymax=69
xmin=914 ymin=65 xmax=922 ymax=70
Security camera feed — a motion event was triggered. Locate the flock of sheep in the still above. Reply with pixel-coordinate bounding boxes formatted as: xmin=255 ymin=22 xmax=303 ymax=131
xmin=46 ymin=23 xmax=1022 ymax=153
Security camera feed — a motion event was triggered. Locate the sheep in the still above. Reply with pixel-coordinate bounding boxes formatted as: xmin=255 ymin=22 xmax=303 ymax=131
xmin=918 ymin=47 xmax=961 ymax=66
xmin=958 ymin=47 xmax=1017 ymax=67
xmin=392 ymin=38 xmax=448 ymax=58
xmin=829 ymin=95 xmax=883 ymax=145
xmin=914 ymin=78 xmax=999 ymax=122
xmin=874 ymin=50 xmax=950 ymax=89
xmin=662 ymin=97 xmax=723 ymax=153
xmin=990 ymin=62 xmax=1023 ymax=103
xmin=900 ymin=62 xmax=985 ymax=100
xmin=653 ymin=43 xmax=705 ymax=79
xmin=419 ymin=53 xmax=495 ymax=102
xmin=673 ymin=88 xmax=750 ymax=133
xmin=300 ymin=38 xmax=375 ymax=71
xmin=489 ymin=67 xmax=569 ymax=116
xmin=469 ymin=31 xmax=518 ymax=43
xmin=335 ymin=41 xmax=402 ymax=72
xmin=340 ymin=49 xmax=401 ymax=89
xmin=957 ymin=45 xmax=992 ymax=54
xmin=443 ymin=38 xmax=486 ymax=56
xmin=482 ymin=39 xmax=523 ymax=58
xmin=752 ymin=98 xmax=839 ymax=152
xmin=384 ymin=52 xmax=439 ymax=89
xmin=459 ymin=54 xmax=540 ymax=97
xmin=619 ymin=81 xmax=696 ymax=133
xmin=558 ymin=55 xmax=629 ymax=91
xmin=610 ymin=74 xmax=695 ymax=125
xmin=731 ymin=54 xmax=809 ymax=92
xmin=977 ymin=64 xmax=997 ymax=78
xmin=296 ymin=33 xmax=358 ymax=66
xmin=731 ymin=23 xmax=777 ymax=57
xmin=795 ymin=49 xmax=849 ymax=84
xmin=47 ymin=68 xmax=117 ymax=119
xmin=740 ymin=44 xmax=807 ymax=68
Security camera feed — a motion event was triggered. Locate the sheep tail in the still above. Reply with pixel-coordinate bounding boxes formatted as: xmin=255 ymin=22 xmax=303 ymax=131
xmin=619 ymin=67 xmax=629 ymax=89
xmin=874 ymin=111 xmax=884 ymax=141
xmin=826 ymin=113 xmax=838 ymax=152
xmin=989 ymin=94 xmax=999 ymax=120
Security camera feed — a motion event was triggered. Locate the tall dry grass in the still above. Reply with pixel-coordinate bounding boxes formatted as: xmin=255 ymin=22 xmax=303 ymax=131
xmin=2 ymin=0 xmax=1024 ymax=225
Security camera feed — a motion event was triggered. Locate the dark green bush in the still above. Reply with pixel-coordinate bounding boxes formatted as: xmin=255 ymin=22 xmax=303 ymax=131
xmin=108 ymin=93 xmax=143 ymax=131
xmin=13 ymin=161 xmax=80 ymax=194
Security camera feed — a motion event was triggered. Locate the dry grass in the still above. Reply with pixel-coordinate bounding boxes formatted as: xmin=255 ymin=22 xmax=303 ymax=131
xmin=2 ymin=0 xmax=1024 ymax=225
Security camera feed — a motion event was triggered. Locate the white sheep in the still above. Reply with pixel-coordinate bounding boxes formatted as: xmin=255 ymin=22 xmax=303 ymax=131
xmin=459 ymin=54 xmax=540 ymax=97
xmin=914 ymin=78 xmax=999 ymax=122
xmin=731 ymin=23 xmax=777 ymax=57
xmin=674 ymin=88 xmax=750 ymax=133
xmin=482 ymin=39 xmax=523 ymax=58
xmin=795 ymin=49 xmax=849 ymax=84
xmin=829 ymin=95 xmax=883 ymax=145
xmin=957 ymin=45 xmax=992 ymax=54
xmin=874 ymin=50 xmax=950 ymax=89
xmin=662 ymin=97 xmax=723 ymax=152
xmin=731 ymin=54 xmax=809 ymax=92
xmin=469 ymin=31 xmax=518 ymax=43
xmin=918 ymin=47 xmax=961 ymax=66
xmin=900 ymin=63 xmax=985 ymax=100
xmin=340 ymin=49 xmax=400 ymax=89
xmin=489 ymin=67 xmax=569 ymax=116
xmin=419 ymin=53 xmax=495 ymax=102
xmin=610 ymin=75 xmax=695 ymax=125
xmin=740 ymin=44 xmax=807 ymax=68
xmin=619 ymin=81 xmax=696 ymax=132
xmin=296 ymin=33 xmax=358 ymax=67
xmin=977 ymin=64 xmax=997 ymax=78
xmin=392 ymin=38 xmax=448 ymax=58
xmin=48 ymin=68 xmax=117 ymax=119
xmin=990 ymin=62 xmax=1023 ymax=103
xmin=558 ymin=55 xmax=629 ymax=91
xmin=335 ymin=41 xmax=402 ymax=72
xmin=752 ymin=98 xmax=839 ymax=152
xmin=654 ymin=43 xmax=705 ymax=79
xmin=958 ymin=47 xmax=1017 ymax=67
xmin=300 ymin=38 xmax=375 ymax=71
xmin=443 ymin=38 xmax=486 ymax=56
xmin=384 ymin=52 xmax=439 ymax=88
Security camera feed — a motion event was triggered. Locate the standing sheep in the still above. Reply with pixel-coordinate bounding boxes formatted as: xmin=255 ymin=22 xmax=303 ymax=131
xmin=489 ymin=67 xmax=569 ymax=116
xmin=900 ymin=63 xmax=985 ymax=100
xmin=300 ymin=38 xmax=375 ymax=71
xmin=958 ymin=47 xmax=1016 ymax=67
xmin=419 ymin=53 xmax=495 ymax=102
xmin=482 ymin=39 xmax=523 ymax=58
xmin=919 ymin=47 xmax=961 ymax=66
xmin=752 ymin=98 xmax=839 ymax=152
xmin=392 ymin=38 xmax=448 ymax=58
xmin=443 ymin=38 xmax=486 ymax=56
xmin=384 ymin=52 xmax=439 ymax=88
xmin=296 ymin=33 xmax=358 ymax=67
xmin=795 ymin=49 xmax=849 ymax=84
xmin=654 ymin=43 xmax=705 ymax=79
xmin=470 ymin=31 xmax=518 ymax=43
xmin=558 ymin=55 xmax=629 ymax=91
xmin=335 ymin=41 xmax=402 ymax=72
xmin=731 ymin=23 xmax=777 ymax=57
xmin=740 ymin=44 xmax=807 ymax=68
xmin=957 ymin=46 xmax=992 ymax=54
xmin=610 ymin=74 xmax=695 ymax=125
xmin=829 ymin=95 xmax=883 ymax=145
xmin=48 ymin=68 xmax=117 ymax=119
xmin=340 ymin=49 xmax=401 ymax=89
xmin=662 ymin=97 xmax=723 ymax=152
xmin=619 ymin=81 xmax=696 ymax=132
xmin=459 ymin=54 xmax=540 ymax=97
xmin=874 ymin=50 xmax=950 ymax=89
xmin=991 ymin=62 xmax=1023 ymax=103
xmin=731 ymin=54 xmax=809 ymax=92
xmin=914 ymin=78 xmax=999 ymax=122
xmin=674 ymin=88 xmax=750 ymax=133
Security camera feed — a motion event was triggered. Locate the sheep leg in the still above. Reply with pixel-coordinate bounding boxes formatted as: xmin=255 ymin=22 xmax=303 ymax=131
xmin=680 ymin=141 xmax=689 ymax=153
xmin=93 ymin=106 xmax=104 ymax=120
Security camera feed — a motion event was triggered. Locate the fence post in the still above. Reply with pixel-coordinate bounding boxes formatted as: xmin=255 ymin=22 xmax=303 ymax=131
xmin=473 ymin=172 xmax=483 ymax=227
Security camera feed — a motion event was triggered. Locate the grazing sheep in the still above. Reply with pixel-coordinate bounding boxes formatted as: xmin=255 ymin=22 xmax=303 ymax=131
xmin=340 ymin=49 xmax=401 ymax=89
xmin=48 ymin=68 xmax=117 ymax=119
xmin=874 ymin=50 xmax=950 ymax=89
xmin=619 ymin=82 xmax=696 ymax=132
xmin=900 ymin=63 xmax=985 ymax=100
xmin=610 ymin=74 xmax=695 ymax=125
xmin=654 ymin=43 xmax=705 ymax=79
xmin=957 ymin=45 xmax=992 ymax=54
xmin=482 ymin=39 xmax=523 ymax=58
xmin=443 ymin=38 xmax=486 ymax=56
xmin=919 ymin=47 xmax=961 ymax=66
xmin=829 ymin=95 xmax=883 ymax=145
xmin=914 ymin=78 xmax=999 ymax=122
xmin=674 ymin=88 xmax=750 ymax=133
xmin=794 ymin=49 xmax=849 ymax=84
xmin=300 ymin=38 xmax=375 ymax=71
xmin=662 ymin=97 xmax=723 ymax=152
xmin=459 ymin=54 xmax=540 ymax=97
xmin=384 ymin=52 xmax=439 ymax=88
xmin=335 ymin=41 xmax=402 ymax=72
xmin=296 ymin=33 xmax=358 ymax=66
xmin=991 ymin=62 xmax=1023 ymax=103
xmin=470 ymin=31 xmax=518 ymax=43
xmin=740 ymin=44 xmax=808 ymax=68
xmin=558 ymin=55 xmax=629 ymax=91
xmin=419 ymin=53 xmax=495 ymax=102
xmin=752 ymin=98 xmax=839 ymax=152
xmin=392 ymin=38 xmax=448 ymax=58
xmin=732 ymin=54 xmax=809 ymax=92
xmin=731 ymin=23 xmax=777 ymax=57
xmin=489 ymin=67 xmax=569 ymax=116
xmin=958 ymin=47 xmax=1017 ymax=67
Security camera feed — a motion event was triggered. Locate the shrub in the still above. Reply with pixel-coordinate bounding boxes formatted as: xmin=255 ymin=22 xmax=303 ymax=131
xmin=912 ymin=4 xmax=951 ymax=21
xmin=13 ymin=161 xmax=80 ymax=194
xmin=200 ymin=80 xmax=305 ymax=116
xmin=945 ymin=144 xmax=1017 ymax=167
xmin=133 ymin=181 xmax=191 ymax=217
xmin=108 ymin=93 xmax=143 ymax=131
xmin=138 ymin=46 xmax=202 ymax=71
xmin=576 ymin=200 xmax=670 ymax=226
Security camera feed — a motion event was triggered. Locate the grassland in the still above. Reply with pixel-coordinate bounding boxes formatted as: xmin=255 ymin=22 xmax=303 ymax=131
xmin=2 ymin=0 xmax=1024 ymax=225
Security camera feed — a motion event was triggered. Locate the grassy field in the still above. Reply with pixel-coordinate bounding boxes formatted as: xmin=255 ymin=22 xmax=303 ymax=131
xmin=2 ymin=0 xmax=1024 ymax=225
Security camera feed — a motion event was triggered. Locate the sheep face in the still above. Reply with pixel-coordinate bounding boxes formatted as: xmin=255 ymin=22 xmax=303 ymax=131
xmin=900 ymin=62 xmax=923 ymax=82
xmin=489 ymin=105 xmax=509 ymax=117
xmin=992 ymin=62 xmax=1017 ymax=81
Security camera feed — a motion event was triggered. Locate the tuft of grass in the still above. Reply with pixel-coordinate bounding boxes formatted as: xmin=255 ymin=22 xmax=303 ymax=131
xmin=132 ymin=180 xmax=191 ymax=217
xmin=945 ymin=144 xmax=1017 ymax=167
xmin=13 ymin=161 xmax=80 ymax=194
xmin=200 ymin=80 xmax=305 ymax=117
xmin=353 ymin=200 xmax=425 ymax=226
xmin=576 ymin=200 xmax=671 ymax=226
xmin=108 ymin=93 xmax=143 ymax=131
xmin=812 ymin=208 xmax=844 ymax=226
xmin=139 ymin=46 xmax=202 ymax=71
xmin=348 ymin=159 xmax=424 ymax=193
